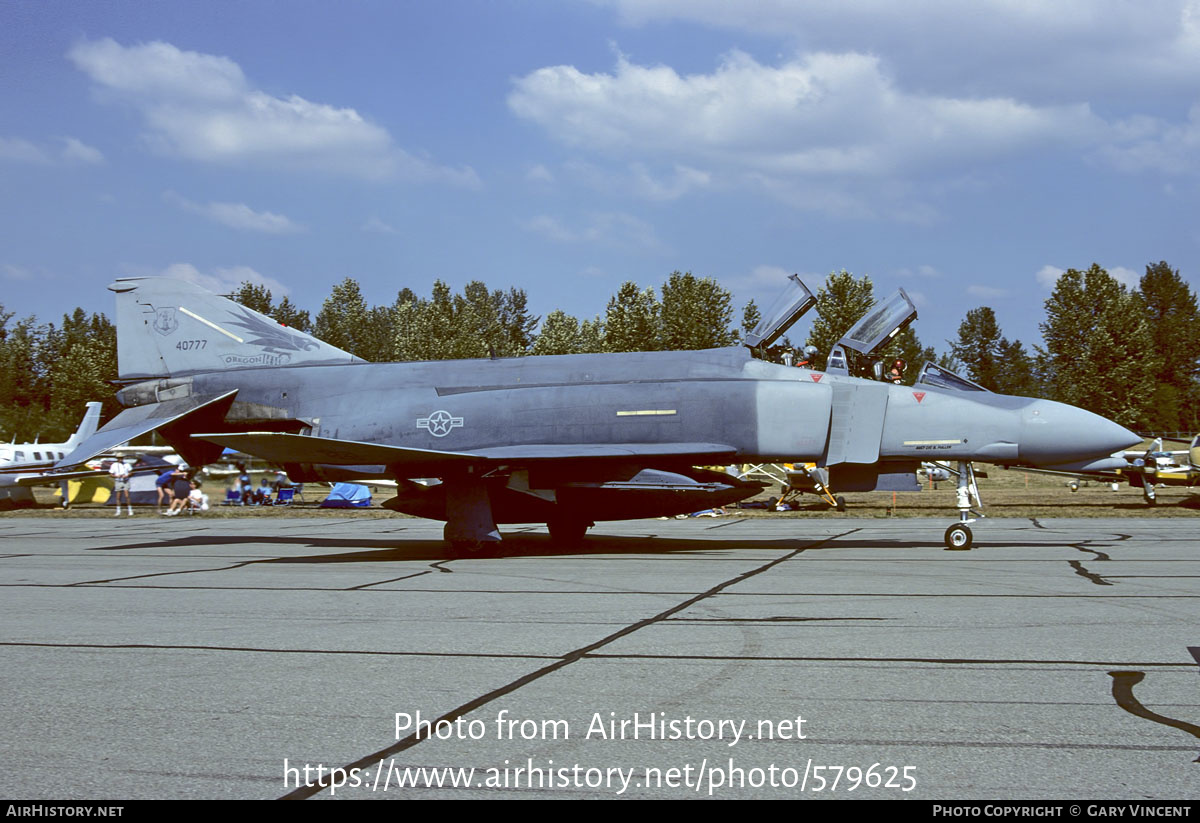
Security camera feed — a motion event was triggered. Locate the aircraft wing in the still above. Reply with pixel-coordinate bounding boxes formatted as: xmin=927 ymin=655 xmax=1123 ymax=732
xmin=190 ymin=432 xmax=479 ymax=467
xmin=190 ymin=432 xmax=736 ymax=470
xmin=55 ymin=390 xmax=238 ymax=469
xmin=472 ymin=443 xmax=737 ymax=461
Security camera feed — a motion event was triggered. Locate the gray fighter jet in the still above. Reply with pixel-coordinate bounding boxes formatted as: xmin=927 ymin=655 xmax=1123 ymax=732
xmin=57 ymin=275 xmax=1139 ymax=551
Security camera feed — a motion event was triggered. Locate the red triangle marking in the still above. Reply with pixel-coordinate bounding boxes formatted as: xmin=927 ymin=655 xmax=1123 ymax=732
xmin=913 ymin=391 xmax=926 ymax=403
xmin=811 ymin=374 xmax=822 ymax=382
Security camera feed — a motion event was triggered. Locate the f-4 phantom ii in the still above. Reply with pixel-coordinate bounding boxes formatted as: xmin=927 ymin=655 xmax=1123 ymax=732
xmin=57 ymin=275 xmax=1139 ymax=551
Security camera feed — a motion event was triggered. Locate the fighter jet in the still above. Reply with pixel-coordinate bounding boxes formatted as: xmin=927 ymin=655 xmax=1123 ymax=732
xmin=56 ymin=275 xmax=1140 ymax=551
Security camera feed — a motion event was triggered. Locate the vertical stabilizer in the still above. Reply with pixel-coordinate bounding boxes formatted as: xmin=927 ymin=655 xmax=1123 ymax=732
xmin=110 ymin=277 xmax=361 ymax=380
xmin=63 ymin=402 xmax=102 ymax=450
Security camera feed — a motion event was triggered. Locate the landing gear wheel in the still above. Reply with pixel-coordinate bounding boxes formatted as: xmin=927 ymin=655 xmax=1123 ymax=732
xmin=944 ymin=524 xmax=973 ymax=551
xmin=548 ymin=519 xmax=588 ymax=545
xmin=835 ymin=496 xmax=846 ymax=512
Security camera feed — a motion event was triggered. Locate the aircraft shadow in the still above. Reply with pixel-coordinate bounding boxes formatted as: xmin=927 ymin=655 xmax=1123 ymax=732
xmin=81 ymin=530 xmax=1070 ymax=562
xmin=88 ymin=531 xmax=839 ymax=562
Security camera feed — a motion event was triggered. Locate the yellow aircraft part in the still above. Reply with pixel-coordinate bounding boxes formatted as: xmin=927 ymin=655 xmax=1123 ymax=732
xmin=58 ymin=477 xmax=111 ymax=504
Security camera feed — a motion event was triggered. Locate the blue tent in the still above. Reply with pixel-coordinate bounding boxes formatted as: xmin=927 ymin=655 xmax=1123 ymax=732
xmin=319 ymin=482 xmax=372 ymax=508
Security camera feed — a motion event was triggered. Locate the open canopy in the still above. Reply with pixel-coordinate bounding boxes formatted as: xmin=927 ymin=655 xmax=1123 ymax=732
xmin=743 ymin=274 xmax=817 ymax=349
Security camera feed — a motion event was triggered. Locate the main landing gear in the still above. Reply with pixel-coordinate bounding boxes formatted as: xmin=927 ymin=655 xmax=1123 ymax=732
xmin=943 ymin=460 xmax=983 ymax=551
xmin=443 ymin=476 xmax=502 ymax=557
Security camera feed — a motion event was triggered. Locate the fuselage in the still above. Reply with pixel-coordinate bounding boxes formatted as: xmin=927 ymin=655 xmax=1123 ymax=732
xmin=120 ymin=346 xmax=1137 ymax=477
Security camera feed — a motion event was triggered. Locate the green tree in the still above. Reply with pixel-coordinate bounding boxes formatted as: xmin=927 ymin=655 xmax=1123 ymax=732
xmin=314 ymin=278 xmax=377 ymax=359
xmin=578 ymin=316 xmax=606 ymax=353
xmin=805 ymin=270 xmax=875 ymax=367
xmin=740 ymin=299 xmax=761 ymax=341
xmin=994 ymin=338 xmax=1038 ymax=396
xmin=1137 ymin=262 xmax=1200 ymax=431
xmin=231 ymin=282 xmax=274 ymax=315
xmin=950 ymin=307 xmax=1005 ymax=389
xmin=659 ymin=271 xmax=736 ymax=350
xmin=531 ymin=310 xmax=583 ymax=356
xmin=604 ymin=282 xmax=662 ymax=352
xmin=1038 ymin=264 xmax=1155 ymax=427
xmin=271 ymin=296 xmax=311 ymax=333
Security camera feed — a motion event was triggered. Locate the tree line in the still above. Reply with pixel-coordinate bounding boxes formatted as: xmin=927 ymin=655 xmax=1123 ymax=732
xmin=1 ymin=263 xmax=1196 ymax=441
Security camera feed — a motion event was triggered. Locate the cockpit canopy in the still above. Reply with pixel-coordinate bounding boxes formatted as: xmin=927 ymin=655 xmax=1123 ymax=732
xmin=743 ymin=274 xmax=816 ymax=350
xmin=824 ymin=289 xmax=918 ymax=379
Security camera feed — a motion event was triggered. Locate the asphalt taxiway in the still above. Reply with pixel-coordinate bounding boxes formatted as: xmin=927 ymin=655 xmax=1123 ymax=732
xmin=1 ymin=515 xmax=1196 ymax=799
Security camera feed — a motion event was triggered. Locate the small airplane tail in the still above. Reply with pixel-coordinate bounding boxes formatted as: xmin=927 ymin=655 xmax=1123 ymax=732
xmin=110 ymin=277 xmax=361 ymax=380
xmin=63 ymin=402 xmax=102 ymax=450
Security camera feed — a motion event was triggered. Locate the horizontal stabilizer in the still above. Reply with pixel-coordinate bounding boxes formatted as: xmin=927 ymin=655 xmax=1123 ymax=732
xmin=54 ymin=391 xmax=238 ymax=469
xmin=11 ymin=468 xmax=108 ymax=486
xmin=190 ymin=432 xmax=478 ymax=467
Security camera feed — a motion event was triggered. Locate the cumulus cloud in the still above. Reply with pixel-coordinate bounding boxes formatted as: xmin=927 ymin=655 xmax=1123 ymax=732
xmin=1099 ymin=105 xmax=1200 ymax=174
xmin=1109 ymin=266 xmax=1141 ymax=288
xmin=510 ymin=50 xmax=1102 ymax=180
xmin=595 ymin=1 xmax=1200 ymax=102
xmin=68 ymin=38 xmax=477 ymax=185
xmin=967 ymin=285 xmax=1009 ymax=298
xmin=520 ymin=212 xmax=669 ymax=253
xmin=508 ymin=49 xmax=1111 ymax=218
xmin=0 ymin=135 xmax=104 ymax=165
xmin=526 ymin=164 xmax=555 ymax=183
xmin=361 ymin=216 xmax=398 ymax=234
xmin=1035 ymin=264 xmax=1139 ymax=290
xmin=165 ymin=191 xmax=302 ymax=234
xmin=158 ymin=263 xmax=290 ymax=296
xmin=1036 ymin=265 xmax=1066 ymax=289
xmin=630 ymin=163 xmax=711 ymax=200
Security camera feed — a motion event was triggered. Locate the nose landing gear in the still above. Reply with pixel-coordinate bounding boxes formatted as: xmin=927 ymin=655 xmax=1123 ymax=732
xmin=944 ymin=461 xmax=983 ymax=551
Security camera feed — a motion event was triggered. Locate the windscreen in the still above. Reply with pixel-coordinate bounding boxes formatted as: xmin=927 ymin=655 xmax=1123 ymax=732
xmin=915 ymin=362 xmax=989 ymax=392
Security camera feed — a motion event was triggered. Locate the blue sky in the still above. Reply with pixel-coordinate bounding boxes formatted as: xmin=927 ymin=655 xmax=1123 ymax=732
xmin=4 ymin=0 xmax=1200 ymax=355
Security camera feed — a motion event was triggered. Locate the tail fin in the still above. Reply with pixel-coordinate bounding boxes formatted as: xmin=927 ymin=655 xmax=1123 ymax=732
xmin=111 ymin=277 xmax=361 ymax=380
xmin=63 ymin=402 xmax=102 ymax=450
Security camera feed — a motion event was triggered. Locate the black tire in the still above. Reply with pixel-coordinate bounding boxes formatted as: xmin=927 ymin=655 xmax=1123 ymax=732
xmin=944 ymin=524 xmax=973 ymax=551
xmin=835 ymin=496 xmax=846 ymax=512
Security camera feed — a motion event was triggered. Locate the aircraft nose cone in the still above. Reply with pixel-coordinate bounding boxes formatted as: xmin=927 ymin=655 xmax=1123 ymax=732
xmin=1018 ymin=399 xmax=1141 ymax=466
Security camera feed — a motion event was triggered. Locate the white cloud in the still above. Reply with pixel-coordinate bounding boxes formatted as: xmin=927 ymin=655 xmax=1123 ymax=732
xmin=0 ymin=137 xmax=49 ymax=164
xmin=3 ymin=264 xmax=34 ymax=281
xmin=0 ymin=135 xmax=104 ymax=165
xmin=1036 ymin=265 xmax=1066 ymax=289
xmin=520 ymin=212 xmax=669 ymax=253
xmin=967 ymin=285 xmax=1009 ymax=298
xmin=158 ymin=263 xmax=290 ymax=296
xmin=1035 ymin=263 xmax=1139 ymax=290
xmin=896 ymin=265 xmax=941 ymax=279
xmin=361 ymin=216 xmax=398 ymax=234
xmin=595 ymin=1 xmax=1200 ymax=101
xmin=1099 ymin=105 xmax=1200 ymax=174
xmin=1109 ymin=266 xmax=1140 ymax=288
xmin=510 ymin=50 xmax=1102 ymax=181
xmin=58 ymin=137 xmax=105 ymax=165
xmin=68 ymin=38 xmax=477 ymax=185
xmin=526 ymin=164 xmax=555 ymax=183
xmin=164 ymin=192 xmax=302 ymax=234
xmin=630 ymin=163 xmax=711 ymax=200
